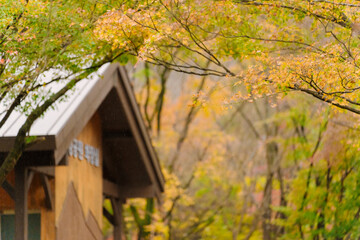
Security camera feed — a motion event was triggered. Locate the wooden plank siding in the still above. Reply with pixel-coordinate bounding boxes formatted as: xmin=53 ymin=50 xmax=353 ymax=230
xmin=55 ymin=112 xmax=103 ymax=229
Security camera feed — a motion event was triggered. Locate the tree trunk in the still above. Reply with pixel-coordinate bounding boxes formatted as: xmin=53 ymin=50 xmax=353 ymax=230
xmin=262 ymin=141 xmax=278 ymax=240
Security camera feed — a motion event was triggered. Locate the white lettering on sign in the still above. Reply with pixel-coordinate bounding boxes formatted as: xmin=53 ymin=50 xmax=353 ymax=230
xmin=85 ymin=144 xmax=100 ymax=167
xmin=68 ymin=139 xmax=83 ymax=160
xmin=68 ymin=139 xmax=99 ymax=167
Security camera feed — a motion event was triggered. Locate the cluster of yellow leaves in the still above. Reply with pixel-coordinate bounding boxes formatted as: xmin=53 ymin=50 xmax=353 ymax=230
xmin=163 ymin=169 xmax=194 ymax=211
xmin=95 ymin=0 xmax=247 ymax=60
xmin=234 ymin=42 xmax=360 ymax=107
xmin=95 ymin=0 xmax=360 ymax=114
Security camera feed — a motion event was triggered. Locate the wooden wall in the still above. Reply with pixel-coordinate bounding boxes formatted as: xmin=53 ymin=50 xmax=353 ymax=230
xmin=0 ymin=171 xmax=56 ymax=240
xmin=0 ymin=112 xmax=103 ymax=240
xmin=55 ymin=111 xmax=103 ymax=237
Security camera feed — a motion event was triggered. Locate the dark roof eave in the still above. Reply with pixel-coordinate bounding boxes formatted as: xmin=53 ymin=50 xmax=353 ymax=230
xmin=116 ymin=66 xmax=165 ymax=192
xmin=0 ymin=135 xmax=56 ymax=152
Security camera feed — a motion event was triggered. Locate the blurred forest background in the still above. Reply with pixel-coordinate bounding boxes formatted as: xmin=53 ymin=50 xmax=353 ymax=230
xmin=108 ymin=61 xmax=360 ymax=240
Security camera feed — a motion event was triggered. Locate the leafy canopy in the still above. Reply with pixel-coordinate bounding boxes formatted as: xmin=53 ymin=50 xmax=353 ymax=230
xmin=0 ymin=0 xmax=124 ymax=185
xmin=96 ymin=0 xmax=360 ymax=115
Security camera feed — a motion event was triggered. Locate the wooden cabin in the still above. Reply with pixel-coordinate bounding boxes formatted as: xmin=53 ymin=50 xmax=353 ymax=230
xmin=0 ymin=64 xmax=164 ymax=240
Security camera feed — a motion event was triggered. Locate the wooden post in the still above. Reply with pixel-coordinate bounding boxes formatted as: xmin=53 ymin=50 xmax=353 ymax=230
xmin=111 ymin=198 xmax=123 ymax=240
xmin=1 ymin=180 xmax=15 ymax=200
xmin=40 ymin=174 xmax=54 ymax=210
xmin=15 ymin=162 xmax=28 ymax=240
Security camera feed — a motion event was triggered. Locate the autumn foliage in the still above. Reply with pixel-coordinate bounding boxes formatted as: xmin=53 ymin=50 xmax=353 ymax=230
xmin=3 ymin=0 xmax=360 ymax=240
xmin=96 ymin=1 xmax=360 ymax=239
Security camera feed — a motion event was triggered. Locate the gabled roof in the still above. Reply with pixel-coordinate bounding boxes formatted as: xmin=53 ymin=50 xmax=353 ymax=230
xmin=0 ymin=63 xmax=164 ymax=197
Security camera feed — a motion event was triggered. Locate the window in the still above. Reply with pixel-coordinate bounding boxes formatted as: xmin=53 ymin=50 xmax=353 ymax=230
xmin=0 ymin=213 xmax=40 ymax=240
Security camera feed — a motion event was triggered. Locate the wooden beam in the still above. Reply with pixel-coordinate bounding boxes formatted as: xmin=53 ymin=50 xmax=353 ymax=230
xmin=28 ymin=166 xmax=55 ymax=177
xmin=26 ymin=170 xmax=34 ymax=193
xmin=103 ymin=179 xmax=157 ymax=198
xmin=1 ymin=180 xmax=15 ymax=200
xmin=40 ymin=174 xmax=54 ymax=210
xmin=118 ymin=185 xmax=155 ymax=198
xmin=111 ymin=198 xmax=123 ymax=240
xmin=15 ymin=163 xmax=28 ymax=240
xmin=0 ymin=135 xmax=56 ymax=152
xmin=103 ymin=207 xmax=114 ymax=225
xmin=103 ymin=179 xmax=158 ymax=199
xmin=103 ymin=179 xmax=119 ymax=198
